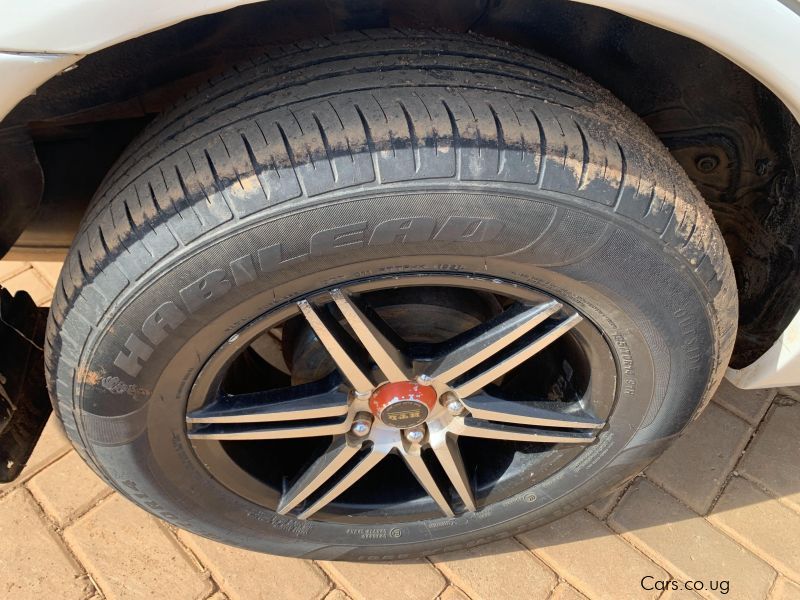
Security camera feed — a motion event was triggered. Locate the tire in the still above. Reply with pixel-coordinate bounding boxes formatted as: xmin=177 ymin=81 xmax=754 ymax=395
xmin=45 ymin=29 xmax=737 ymax=560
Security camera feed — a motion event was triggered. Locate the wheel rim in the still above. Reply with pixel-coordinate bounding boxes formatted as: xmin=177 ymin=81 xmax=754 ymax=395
xmin=186 ymin=273 xmax=617 ymax=523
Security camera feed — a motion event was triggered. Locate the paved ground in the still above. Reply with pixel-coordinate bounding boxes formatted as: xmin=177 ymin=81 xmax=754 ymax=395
xmin=1 ymin=260 xmax=800 ymax=600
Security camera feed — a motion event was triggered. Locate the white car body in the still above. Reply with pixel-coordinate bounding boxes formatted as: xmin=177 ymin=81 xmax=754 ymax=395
xmin=1 ymin=0 xmax=798 ymax=389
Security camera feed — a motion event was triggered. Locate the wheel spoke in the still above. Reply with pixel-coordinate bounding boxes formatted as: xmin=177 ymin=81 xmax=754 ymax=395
xmin=462 ymin=394 xmax=604 ymax=429
xmin=426 ymin=300 xmax=561 ymax=384
xmin=330 ymin=289 xmax=411 ymax=382
xmin=187 ymin=416 xmax=353 ymax=441
xmin=277 ymin=436 xmax=363 ymax=515
xmin=298 ymin=298 xmax=375 ymax=393
xmin=186 ymin=376 xmax=349 ymax=424
xmin=452 ymin=416 xmax=598 ymax=444
xmin=453 ymin=313 xmax=583 ymax=398
xmin=402 ymin=442 xmax=455 ymax=517
xmin=297 ymin=444 xmax=387 ymax=519
xmin=430 ymin=433 xmax=476 ymax=512
xmin=186 ymin=378 xmax=354 ymax=440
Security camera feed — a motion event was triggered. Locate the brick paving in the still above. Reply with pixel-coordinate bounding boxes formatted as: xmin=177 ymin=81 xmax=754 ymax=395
xmin=1 ymin=261 xmax=799 ymax=599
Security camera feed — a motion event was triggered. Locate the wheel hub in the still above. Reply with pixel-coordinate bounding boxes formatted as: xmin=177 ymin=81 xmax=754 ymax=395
xmin=369 ymin=381 xmax=438 ymax=428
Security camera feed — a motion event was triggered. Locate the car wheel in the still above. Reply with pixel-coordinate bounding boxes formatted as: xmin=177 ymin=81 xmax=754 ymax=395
xmin=46 ymin=30 xmax=737 ymax=559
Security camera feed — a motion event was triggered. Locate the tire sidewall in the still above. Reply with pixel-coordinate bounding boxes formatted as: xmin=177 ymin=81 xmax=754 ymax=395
xmin=68 ymin=188 xmax=716 ymax=558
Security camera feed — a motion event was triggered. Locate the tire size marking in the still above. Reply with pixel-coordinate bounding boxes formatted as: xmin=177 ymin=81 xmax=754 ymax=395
xmin=613 ymin=334 xmax=636 ymax=396
xmin=507 ymin=269 xmax=638 ymax=397
xmin=674 ymin=308 xmax=703 ymax=372
xmin=346 ymin=528 xmax=393 ymax=540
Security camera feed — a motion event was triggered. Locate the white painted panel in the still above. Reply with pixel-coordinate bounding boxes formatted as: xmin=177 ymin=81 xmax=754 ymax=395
xmin=0 ymin=52 xmax=78 ymax=121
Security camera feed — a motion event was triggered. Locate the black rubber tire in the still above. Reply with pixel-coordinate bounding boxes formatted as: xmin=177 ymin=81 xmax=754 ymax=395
xmin=45 ymin=29 xmax=737 ymax=559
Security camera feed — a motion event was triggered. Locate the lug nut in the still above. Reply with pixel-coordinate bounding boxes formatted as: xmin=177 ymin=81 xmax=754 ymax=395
xmin=350 ymin=412 xmax=373 ymax=437
xmin=405 ymin=425 xmax=426 ymax=443
xmin=440 ymin=391 xmax=465 ymax=416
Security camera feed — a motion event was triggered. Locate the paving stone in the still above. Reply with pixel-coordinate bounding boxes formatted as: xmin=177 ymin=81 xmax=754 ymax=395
xmin=0 ymin=266 xmax=54 ymax=304
xmin=770 ymin=577 xmax=800 ymax=600
xmin=646 ymin=403 xmax=752 ymax=514
xmin=660 ymin=587 xmax=703 ymax=599
xmin=519 ymin=509 xmax=667 ymax=599
xmin=0 ymin=488 xmax=93 ymax=599
xmin=65 ymin=495 xmax=212 ymax=600
xmin=608 ymin=479 xmax=775 ymax=600
xmin=431 ymin=538 xmax=556 ymax=600
xmin=178 ymin=530 xmax=329 ymax=600
xmin=739 ymin=402 xmax=800 ymax=513
xmin=28 ymin=451 xmax=111 ymax=526
xmin=31 ymin=261 xmax=63 ymax=287
xmin=708 ymin=477 xmax=800 ymax=582
xmin=548 ymin=583 xmax=589 ymax=600
xmin=0 ymin=416 xmax=71 ymax=496
xmin=321 ymin=559 xmax=445 ymax=600
xmin=712 ymin=379 xmax=776 ymax=425
xmin=438 ymin=586 xmax=470 ymax=600
xmin=776 ymin=387 xmax=800 ymax=402
xmin=0 ymin=260 xmax=30 ymax=281
xmin=21 ymin=416 xmax=71 ymax=473
xmin=586 ymin=488 xmax=624 ymax=520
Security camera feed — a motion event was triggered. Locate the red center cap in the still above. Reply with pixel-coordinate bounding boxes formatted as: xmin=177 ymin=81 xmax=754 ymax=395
xmin=369 ymin=381 xmax=438 ymax=429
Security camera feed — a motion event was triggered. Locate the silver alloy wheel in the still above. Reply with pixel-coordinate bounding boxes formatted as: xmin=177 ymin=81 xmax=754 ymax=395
xmin=186 ymin=275 xmax=615 ymax=522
